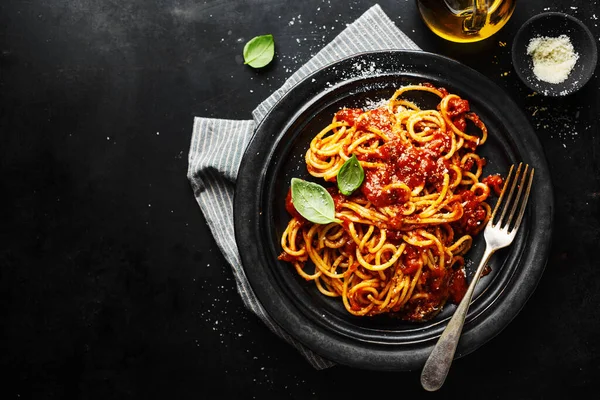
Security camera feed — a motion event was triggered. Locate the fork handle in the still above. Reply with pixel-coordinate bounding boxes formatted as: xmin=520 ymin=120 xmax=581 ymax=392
xmin=420 ymin=246 xmax=495 ymax=391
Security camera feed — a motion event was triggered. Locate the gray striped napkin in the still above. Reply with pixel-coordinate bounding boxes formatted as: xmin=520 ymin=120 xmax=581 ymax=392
xmin=187 ymin=4 xmax=420 ymax=370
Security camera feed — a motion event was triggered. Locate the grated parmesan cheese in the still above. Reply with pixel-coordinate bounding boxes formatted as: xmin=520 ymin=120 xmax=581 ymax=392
xmin=526 ymin=34 xmax=579 ymax=84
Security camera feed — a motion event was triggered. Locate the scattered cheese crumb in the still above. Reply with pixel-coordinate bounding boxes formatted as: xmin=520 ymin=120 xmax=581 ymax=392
xmin=526 ymin=34 xmax=579 ymax=84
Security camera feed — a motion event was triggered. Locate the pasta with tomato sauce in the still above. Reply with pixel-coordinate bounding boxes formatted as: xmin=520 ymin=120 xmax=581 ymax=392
xmin=278 ymin=83 xmax=503 ymax=321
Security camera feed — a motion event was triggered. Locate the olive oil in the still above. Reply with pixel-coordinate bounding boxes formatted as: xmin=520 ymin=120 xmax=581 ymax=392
xmin=416 ymin=0 xmax=516 ymax=43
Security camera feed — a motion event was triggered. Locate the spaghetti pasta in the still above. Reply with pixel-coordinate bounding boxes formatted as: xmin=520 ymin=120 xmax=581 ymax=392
xmin=279 ymin=83 xmax=503 ymax=321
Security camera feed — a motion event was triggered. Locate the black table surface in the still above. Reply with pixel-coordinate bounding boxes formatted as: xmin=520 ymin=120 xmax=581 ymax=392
xmin=2 ymin=0 xmax=599 ymax=398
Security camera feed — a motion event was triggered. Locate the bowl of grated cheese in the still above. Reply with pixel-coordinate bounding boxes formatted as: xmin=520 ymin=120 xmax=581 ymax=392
xmin=511 ymin=12 xmax=597 ymax=96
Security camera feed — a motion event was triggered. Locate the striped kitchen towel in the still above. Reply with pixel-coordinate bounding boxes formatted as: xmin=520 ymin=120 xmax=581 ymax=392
xmin=187 ymin=4 xmax=420 ymax=370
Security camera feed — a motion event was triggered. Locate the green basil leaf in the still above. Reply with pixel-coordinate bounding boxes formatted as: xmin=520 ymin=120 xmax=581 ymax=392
xmin=337 ymin=154 xmax=364 ymax=195
xmin=243 ymin=34 xmax=275 ymax=68
xmin=290 ymin=178 xmax=341 ymax=225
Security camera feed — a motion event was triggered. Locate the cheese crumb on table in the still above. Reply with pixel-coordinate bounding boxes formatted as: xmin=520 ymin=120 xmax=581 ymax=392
xmin=526 ymin=34 xmax=579 ymax=84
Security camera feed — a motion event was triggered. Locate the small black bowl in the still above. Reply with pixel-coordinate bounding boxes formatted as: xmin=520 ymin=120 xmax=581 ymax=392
xmin=512 ymin=12 xmax=597 ymax=96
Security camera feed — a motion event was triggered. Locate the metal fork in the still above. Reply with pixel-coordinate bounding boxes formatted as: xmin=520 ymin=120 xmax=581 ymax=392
xmin=420 ymin=163 xmax=535 ymax=392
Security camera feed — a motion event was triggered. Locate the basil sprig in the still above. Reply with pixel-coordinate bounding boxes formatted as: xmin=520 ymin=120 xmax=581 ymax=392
xmin=337 ymin=154 xmax=364 ymax=195
xmin=243 ymin=34 xmax=275 ymax=68
xmin=290 ymin=178 xmax=341 ymax=225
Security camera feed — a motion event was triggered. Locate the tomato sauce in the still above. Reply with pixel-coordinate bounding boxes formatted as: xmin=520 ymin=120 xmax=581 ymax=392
xmin=451 ymin=190 xmax=488 ymax=236
xmin=336 ymin=108 xmax=394 ymax=135
xmin=358 ymin=140 xmax=448 ymax=207
xmin=482 ymin=174 xmax=504 ymax=196
xmin=327 ymin=187 xmax=346 ymax=210
xmin=447 ymin=97 xmax=470 ymax=117
xmin=401 ymin=245 xmax=423 ymax=274
xmin=422 ymin=132 xmax=453 ymax=156
xmin=448 ymin=268 xmax=467 ymax=304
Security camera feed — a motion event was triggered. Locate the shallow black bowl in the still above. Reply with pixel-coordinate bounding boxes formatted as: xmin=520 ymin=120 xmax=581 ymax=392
xmin=512 ymin=12 xmax=598 ymax=96
xmin=234 ymin=50 xmax=554 ymax=371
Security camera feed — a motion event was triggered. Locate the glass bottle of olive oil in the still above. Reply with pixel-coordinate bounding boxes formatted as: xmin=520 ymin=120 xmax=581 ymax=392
xmin=416 ymin=0 xmax=516 ymax=43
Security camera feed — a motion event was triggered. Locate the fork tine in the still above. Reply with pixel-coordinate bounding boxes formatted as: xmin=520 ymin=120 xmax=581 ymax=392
xmin=496 ymin=163 xmax=522 ymax=228
xmin=511 ymin=166 xmax=534 ymax=232
xmin=503 ymin=164 xmax=529 ymax=230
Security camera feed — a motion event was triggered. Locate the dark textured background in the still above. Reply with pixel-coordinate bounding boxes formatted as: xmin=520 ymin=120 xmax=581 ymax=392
xmin=1 ymin=0 xmax=599 ymax=398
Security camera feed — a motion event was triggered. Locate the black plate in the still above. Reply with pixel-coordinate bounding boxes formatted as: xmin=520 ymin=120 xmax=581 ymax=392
xmin=233 ymin=50 xmax=554 ymax=371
